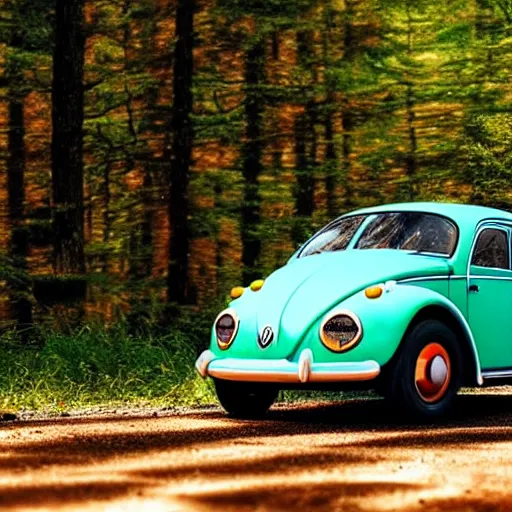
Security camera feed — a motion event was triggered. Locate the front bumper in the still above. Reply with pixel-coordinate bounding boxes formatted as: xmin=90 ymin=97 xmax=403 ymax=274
xmin=195 ymin=349 xmax=380 ymax=384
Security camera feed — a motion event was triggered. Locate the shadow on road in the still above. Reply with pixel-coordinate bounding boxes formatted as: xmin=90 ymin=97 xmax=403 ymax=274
xmin=266 ymin=393 xmax=512 ymax=428
xmin=0 ymin=394 xmax=510 ymax=469
xmin=0 ymin=482 xmax=140 ymax=509
xmin=177 ymin=481 xmax=423 ymax=511
xmin=0 ymin=393 xmax=510 ymax=510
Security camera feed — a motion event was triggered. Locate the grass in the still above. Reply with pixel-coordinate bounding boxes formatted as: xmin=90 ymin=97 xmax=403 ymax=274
xmin=0 ymin=325 xmax=216 ymax=413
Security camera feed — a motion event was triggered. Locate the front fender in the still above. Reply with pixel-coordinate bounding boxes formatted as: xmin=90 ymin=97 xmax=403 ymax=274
xmin=296 ymin=283 xmax=482 ymax=385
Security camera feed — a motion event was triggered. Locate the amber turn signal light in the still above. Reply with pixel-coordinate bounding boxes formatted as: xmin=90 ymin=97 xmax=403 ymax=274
xmin=250 ymin=279 xmax=265 ymax=292
xmin=230 ymin=286 xmax=245 ymax=299
xmin=365 ymin=285 xmax=383 ymax=299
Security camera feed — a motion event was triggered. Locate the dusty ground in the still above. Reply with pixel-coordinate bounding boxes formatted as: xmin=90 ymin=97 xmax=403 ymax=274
xmin=0 ymin=394 xmax=511 ymax=512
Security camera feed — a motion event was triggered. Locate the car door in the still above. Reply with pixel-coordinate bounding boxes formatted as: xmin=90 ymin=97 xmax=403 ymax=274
xmin=468 ymin=225 xmax=512 ymax=370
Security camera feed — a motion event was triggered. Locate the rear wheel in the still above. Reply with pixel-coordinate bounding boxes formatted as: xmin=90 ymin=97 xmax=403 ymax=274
xmin=214 ymin=379 xmax=279 ymax=418
xmin=386 ymin=319 xmax=462 ymax=419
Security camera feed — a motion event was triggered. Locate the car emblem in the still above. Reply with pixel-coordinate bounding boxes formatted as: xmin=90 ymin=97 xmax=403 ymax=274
xmin=258 ymin=325 xmax=274 ymax=349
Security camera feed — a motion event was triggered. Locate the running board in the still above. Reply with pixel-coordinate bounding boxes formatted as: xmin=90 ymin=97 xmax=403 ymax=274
xmin=481 ymin=369 xmax=512 ymax=380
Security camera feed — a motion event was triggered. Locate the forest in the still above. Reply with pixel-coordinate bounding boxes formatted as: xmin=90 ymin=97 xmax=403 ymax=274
xmin=1 ymin=0 xmax=512 ymax=409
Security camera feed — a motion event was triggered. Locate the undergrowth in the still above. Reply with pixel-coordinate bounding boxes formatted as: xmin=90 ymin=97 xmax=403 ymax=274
xmin=0 ymin=324 xmax=216 ymax=412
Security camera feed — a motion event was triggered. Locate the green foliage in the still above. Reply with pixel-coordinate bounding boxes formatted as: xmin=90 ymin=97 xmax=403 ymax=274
xmin=437 ymin=23 xmax=472 ymax=47
xmin=461 ymin=114 xmax=512 ymax=208
xmin=0 ymin=0 xmax=53 ymax=94
xmin=216 ymin=0 xmax=312 ymax=23
xmin=0 ymin=324 xmax=215 ymax=411
xmin=0 ymin=254 xmax=31 ymax=291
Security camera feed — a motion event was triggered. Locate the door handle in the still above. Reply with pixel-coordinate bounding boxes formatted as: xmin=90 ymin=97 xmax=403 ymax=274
xmin=469 ymin=284 xmax=479 ymax=293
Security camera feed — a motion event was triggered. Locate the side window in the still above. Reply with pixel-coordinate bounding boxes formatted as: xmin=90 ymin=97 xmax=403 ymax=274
xmin=471 ymin=229 xmax=510 ymax=270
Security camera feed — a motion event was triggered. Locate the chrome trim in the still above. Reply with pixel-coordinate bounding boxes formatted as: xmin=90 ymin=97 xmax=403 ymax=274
xmin=201 ymin=350 xmax=380 ymax=384
xmin=467 ymin=225 xmax=511 ymax=283
xmin=319 ymin=309 xmax=363 ymax=353
xmin=258 ymin=324 xmax=275 ymax=349
xmin=399 ymin=275 xmax=490 ymax=283
xmin=298 ymin=349 xmax=313 ymax=383
xmin=399 ymin=273 xmax=512 ymax=284
xmin=214 ymin=308 xmax=240 ymax=350
xmin=469 ymin=275 xmax=512 ymax=282
xmin=404 ymin=274 xmax=512 ymax=282
xmin=384 ymin=280 xmax=397 ymax=292
xmin=195 ymin=350 xmax=215 ymax=378
xmin=475 ymin=219 xmax=512 ymax=228
xmin=414 ymin=251 xmax=450 ymax=257
xmin=482 ymin=369 xmax=512 ymax=380
xmin=399 ymin=275 xmax=451 ymax=283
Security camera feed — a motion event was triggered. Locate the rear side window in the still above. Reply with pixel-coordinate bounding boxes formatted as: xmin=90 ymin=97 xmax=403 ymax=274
xmin=471 ymin=229 xmax=509 ymax=269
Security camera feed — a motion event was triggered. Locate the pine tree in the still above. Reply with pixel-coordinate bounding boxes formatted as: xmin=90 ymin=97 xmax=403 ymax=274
xmin=167 ymin=0 xmax=196 ymax=303
xmin=1 ymin=0 xmax=53 ymax=329
xmin=51 ymin=0 xmax=86 ymax=274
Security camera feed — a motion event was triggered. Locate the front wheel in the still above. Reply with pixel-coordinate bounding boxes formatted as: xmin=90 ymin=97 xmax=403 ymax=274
xmin=386 ymin=320 xmax=462 ymax=419
xmin=214 ymin=379 xmax=279 ymax=418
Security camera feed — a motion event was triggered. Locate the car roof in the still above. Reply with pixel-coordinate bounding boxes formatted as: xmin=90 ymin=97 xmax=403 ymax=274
xmin=345 ymin=202 xmax=512 ymax=227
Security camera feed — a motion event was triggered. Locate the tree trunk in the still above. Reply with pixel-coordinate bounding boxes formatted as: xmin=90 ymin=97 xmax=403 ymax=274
xmin=292 ymin=30 xmax=317 ymax=246
xmin=405 ymin=84 xmax=417 ymax=199
xmin=102 ymin=160 xmax=111 ymax=273
xmin=341 ymin=0 xmax=355 ymax=209
xmin=7 ymin=27 xmax=32 ymax=332
xmin=141 ymin=168 xmax=154 ymax=278
xmin=341 ymin=105 xmax=353 ymax=208
xmin=323 ymin=0 xmax=337 ymax=217
xmin=241 ymin=39 xmax=265 ymax=286
xmin=8 ymin=100 xmax=25 ymax=222
xmin=213 ymin=180 xmax=224 ymax=296
xmin=325 ymin=109 xmax=337 ymax=217
xmin=167 ymin=0 xmax=195 ymax=303
xmin=405 ymin=1 xmax=417 ymax=200
xmin=292 ymin=109 xmax=315 ymax=246
xmin=51 ymin=0 xmax=86 ymax=274
xmin=7 ymin=97 xmax=33 ymax=331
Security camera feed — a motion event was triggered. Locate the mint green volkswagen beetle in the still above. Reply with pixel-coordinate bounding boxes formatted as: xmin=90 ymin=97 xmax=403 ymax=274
xmin=196 ymin=202 xmax=512 ymax=419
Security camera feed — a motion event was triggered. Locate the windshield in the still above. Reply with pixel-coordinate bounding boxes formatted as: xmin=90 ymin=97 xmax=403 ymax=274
xmin=299 ymin=212 xmax=458 ymax=258
xmin=356 ymin=213 xmax=457 ymax=255
xmin=299 ymin=216 xmax=365 ymax=258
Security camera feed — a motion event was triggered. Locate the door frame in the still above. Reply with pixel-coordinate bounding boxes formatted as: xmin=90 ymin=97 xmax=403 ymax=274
xmin=467 ymin=221 xmax=512 ymax=378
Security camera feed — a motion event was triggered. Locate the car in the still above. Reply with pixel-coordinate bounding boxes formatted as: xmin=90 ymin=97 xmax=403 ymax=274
xmin=195 ymin=202 xmax=512 ymax=419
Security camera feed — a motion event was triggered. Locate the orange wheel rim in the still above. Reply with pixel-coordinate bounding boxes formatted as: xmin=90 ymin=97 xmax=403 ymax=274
xmin=414 ymin=343 xmax=451 ymax=403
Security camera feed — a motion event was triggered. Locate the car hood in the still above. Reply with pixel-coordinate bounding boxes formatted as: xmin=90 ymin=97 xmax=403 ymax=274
xmin=231 ymin=249 xmax=451 ymax=359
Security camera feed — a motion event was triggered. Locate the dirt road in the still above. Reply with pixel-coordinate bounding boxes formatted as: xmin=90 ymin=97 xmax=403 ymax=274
xmin=0 ymin=394 xmax=511 ymax=511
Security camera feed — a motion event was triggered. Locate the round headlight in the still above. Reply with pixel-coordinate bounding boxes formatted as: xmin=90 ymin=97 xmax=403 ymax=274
xmin=320 ymin=311 xmax=362 ymax=353
xmin=215 ymin=309 xmax=239 ymax=349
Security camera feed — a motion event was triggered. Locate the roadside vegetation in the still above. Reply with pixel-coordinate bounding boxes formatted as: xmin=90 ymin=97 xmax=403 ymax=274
xmin=0 ymin=315 xmax=216 ymax=413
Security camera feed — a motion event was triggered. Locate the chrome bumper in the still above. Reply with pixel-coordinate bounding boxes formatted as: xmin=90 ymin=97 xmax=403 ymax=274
xmin=195 ymin=349 xmax=380 ymax=384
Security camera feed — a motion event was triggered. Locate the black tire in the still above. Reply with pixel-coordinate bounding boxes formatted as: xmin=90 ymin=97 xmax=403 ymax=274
xmin=385 ymin=319 xmax=463 ymax=419
xmin=214 ymin=379 xmax=279 ymax=418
